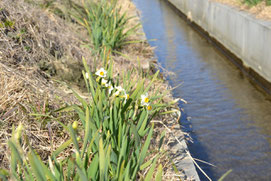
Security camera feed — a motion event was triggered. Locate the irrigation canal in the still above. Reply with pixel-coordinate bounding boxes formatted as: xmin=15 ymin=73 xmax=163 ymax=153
xmin=133 ymin=0 xmax=271 ymax=180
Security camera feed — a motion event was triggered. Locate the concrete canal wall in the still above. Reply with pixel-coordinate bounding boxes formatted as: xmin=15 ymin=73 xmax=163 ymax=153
xmin=166 ymin=0 xmax=271 ymax=92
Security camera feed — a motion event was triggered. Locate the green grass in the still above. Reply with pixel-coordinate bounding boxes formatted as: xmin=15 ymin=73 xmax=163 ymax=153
xmin=244 ymin=0 xmax=271 ymax=6
xmin=73 ymin=0 xmax=140 ymax=54
xmin=244 ymin=0 xmax=262 ymax=5
xmin=0 ymin=19 xmax=15 ymax=29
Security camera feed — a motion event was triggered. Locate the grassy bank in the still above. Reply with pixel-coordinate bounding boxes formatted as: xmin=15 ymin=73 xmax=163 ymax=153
xmin=214 ymin=0 xmax=271 ymax=20
xmin=0 ymin=0 xmax=188 ymax=180
xmin=244 ymin=0 xmax=271 ymax=6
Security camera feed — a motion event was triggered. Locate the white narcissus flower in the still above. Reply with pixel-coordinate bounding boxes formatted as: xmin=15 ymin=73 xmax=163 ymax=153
xmin=108 ymin=83 xmax=114 ymax=95
xmin=85 ymin=72 xmax=89 ymax=79
xmin=120 ymin=90 xmax=129 ymax=103
xmin=141 ymin=93 xmax=149 ymax=106
xmin=124 ymin=93 xmax=129 ymax=100
xmin=147 ymin=104 xmax=152 ymax=111
xmin=115 ymin=86 xmax=124 ymax=92
xmin=105 ymin=81 xmax=110 ymax=88
xmin=95 ymin=68 xmax=107 ymax=78
xmin=123 ymin=89 xmax=129 ymax=99
xmin=101 ymin=78 xmax=108 ymax=87
xmin=113 ymin=86 xmax=124 ymax=97
xmin=123 ymin=92 xmax=129 ymax=103
xmin=114 ymin=90 xmax=121 ymax=97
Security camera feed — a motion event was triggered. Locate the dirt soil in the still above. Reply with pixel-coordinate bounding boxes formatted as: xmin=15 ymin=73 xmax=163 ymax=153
xmin=214 ymin=0 xmax=271 ymax=20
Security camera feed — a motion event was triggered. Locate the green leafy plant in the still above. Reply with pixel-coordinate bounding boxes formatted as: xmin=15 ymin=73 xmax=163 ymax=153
xmin=29 ymin=98 xmax=54 ymax=129
xmin=4 ymin=20 xmax=15 ymax=28
xmin=74 ymin=0 xmax=140 ymax=53
xmin=0 ymin=20 xmax=15 ymax=29
xmin=244 ymin=0 xmax=262 ymax=5
xmin=1 ymin=57 xmax=174 ymax=180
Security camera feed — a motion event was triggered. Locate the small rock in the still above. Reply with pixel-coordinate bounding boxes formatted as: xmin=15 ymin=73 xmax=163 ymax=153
xmin=140 ymin=59 xmax=149 ymax=70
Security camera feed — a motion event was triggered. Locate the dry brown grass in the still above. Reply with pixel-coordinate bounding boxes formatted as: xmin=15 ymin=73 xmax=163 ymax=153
xmin=0 ymin=0 xmax=94 ymax=82
xmin=214 ymin=0 xmax=271 ymax=20
xmin=0 ymin=1 xmax=90 ymax=169
xmin=0 ymin=0 xmax=191 ymax=180
xmin=0 ymin=1 xmax=91 ymax=168
xmin=0 ymin=62 xmax=79 ymax=169
xmin=0 ymin=0 xmax=86 ymax=165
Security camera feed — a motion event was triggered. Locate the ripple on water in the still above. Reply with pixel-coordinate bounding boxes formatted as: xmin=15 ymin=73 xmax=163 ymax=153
xmin=133 ymin=0 xmax=271 ymax=180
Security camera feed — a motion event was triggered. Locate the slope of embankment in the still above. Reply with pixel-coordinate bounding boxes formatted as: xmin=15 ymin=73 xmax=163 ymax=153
xmin=0 ymin=0 xmax=199 ymax=180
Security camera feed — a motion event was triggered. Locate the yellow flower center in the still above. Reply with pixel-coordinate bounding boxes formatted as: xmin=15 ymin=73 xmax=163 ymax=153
xmin=144 ymin=97 xmax=149 ymax=103
xmin=127 ymin=94 xmax=130 ymax=99
xmin=100 ymin=71 xmax=104 ymax=76
xmin=147 ymin=105 xmax=152 ymax=110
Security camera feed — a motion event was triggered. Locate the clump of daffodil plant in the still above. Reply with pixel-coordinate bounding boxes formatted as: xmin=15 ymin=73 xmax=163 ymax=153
xmin=3 ymin=55 xmax=177 ymax=180
xmin=74 ymin=0 xmax=140 ymax=54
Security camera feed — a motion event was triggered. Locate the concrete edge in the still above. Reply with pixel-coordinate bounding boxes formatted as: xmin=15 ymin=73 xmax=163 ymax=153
xmin=165 ymin=0 xmax=271 ymax=96
xmin=169 ymin=122 xmax=201 ymax=181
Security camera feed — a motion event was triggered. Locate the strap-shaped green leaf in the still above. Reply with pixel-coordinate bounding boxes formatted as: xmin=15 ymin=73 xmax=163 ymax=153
xmin=138 ymin=111 xmax=149 ymax=137
xmin=68 ymin=125 xmax=80 ymax=153
xmin=99 ymin=138 xmax=106 ymax=181
xmin=81 ymin=107 xmax=91 ymax=157
xmin=155 ymin=164 xmax=163 ymax=181
xmin=82 ymin=57 xmax=96 ymax=99
xmin=144 ymin=157 xmax=158 ymax=181
xmin=28 ymin=149 xmax=57 ymax=181
xmin=88 ymin=154 xmax=99 ymax=180
xmin=138 ymin=123 xmax=154 ymax=166
xmin=52 ymin=139 xmax=72 ymax=158
xmin=74 ymin=161 xmax=88 ymax=181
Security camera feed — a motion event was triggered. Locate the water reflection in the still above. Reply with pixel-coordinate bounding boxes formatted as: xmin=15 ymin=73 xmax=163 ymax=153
xmin=133 ymin=0 xmax=271 ymax=180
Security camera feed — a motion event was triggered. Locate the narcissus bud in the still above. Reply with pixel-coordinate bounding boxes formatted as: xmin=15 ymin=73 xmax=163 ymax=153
xmin=75 ymin=150 xmax=80 ymax=161
xmin=76 ymin=136 xmax=80 ymax=142
xmin=14 ymin=123 xmax=23 ymax=141
xmin=72 ymin=121 xmax=78 ymax=130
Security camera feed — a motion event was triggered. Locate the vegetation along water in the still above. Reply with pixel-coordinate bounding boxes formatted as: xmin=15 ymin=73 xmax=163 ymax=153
xmin=0 ymin=0 xmax=189 ymax=180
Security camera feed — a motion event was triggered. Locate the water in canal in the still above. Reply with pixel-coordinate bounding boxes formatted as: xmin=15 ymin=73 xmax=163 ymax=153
xmin=133 ymin=0 xmax=271 ymax=180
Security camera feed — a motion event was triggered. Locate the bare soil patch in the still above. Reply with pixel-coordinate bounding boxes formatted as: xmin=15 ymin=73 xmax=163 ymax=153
xmin=214 ymin=0 xmax=271 ymax=20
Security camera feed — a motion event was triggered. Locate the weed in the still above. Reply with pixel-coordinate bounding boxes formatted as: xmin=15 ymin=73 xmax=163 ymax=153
xmin=28 ymin=98 xmax=55 ymax=129
xmin=4 ymin=20 xmax=14 ymax=28
xmin=0 ymin=19 xmax=15 ymax=28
